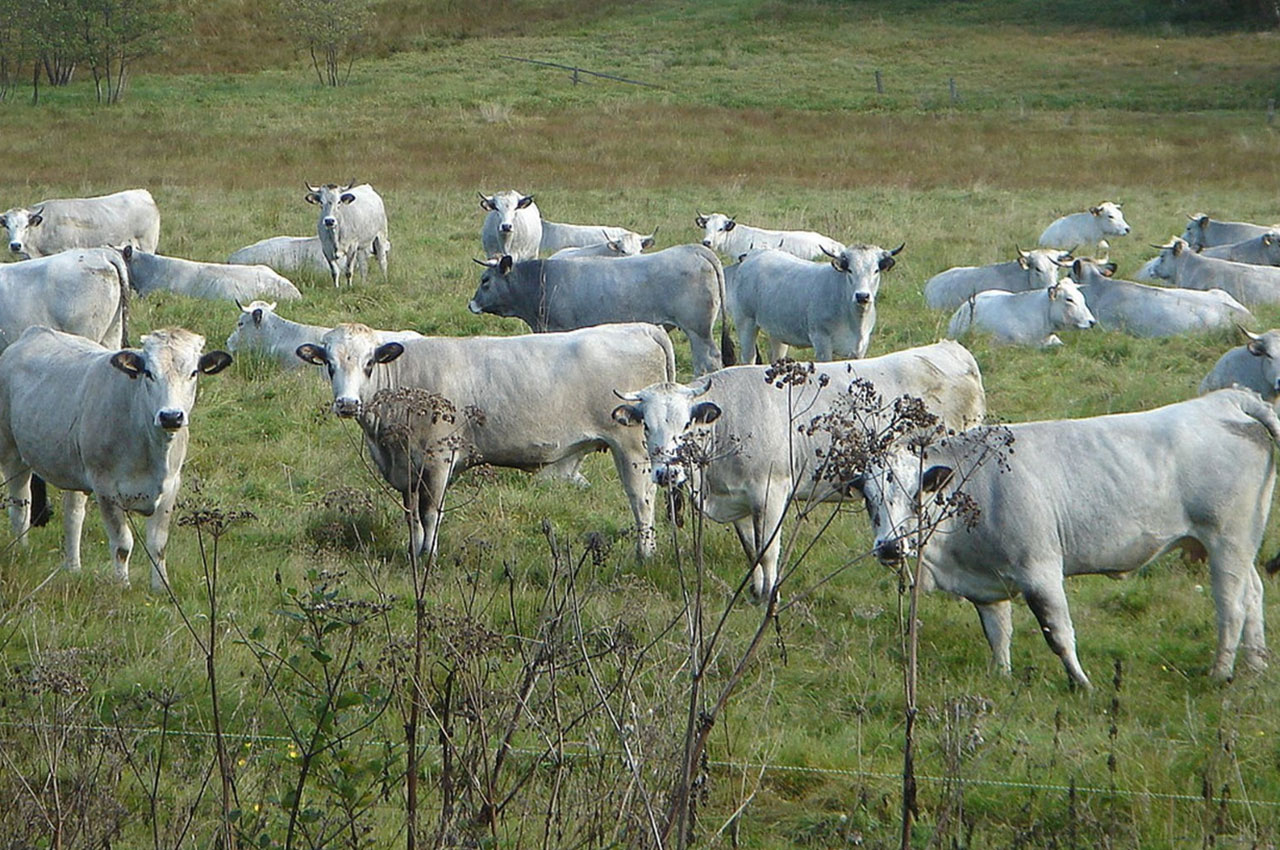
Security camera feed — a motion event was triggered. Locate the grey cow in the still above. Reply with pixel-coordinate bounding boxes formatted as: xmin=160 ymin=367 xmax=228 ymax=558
xmin=541 ymin=220 xmax=647 ymax=254
xmin=1182 ymin=214 xmax=1277 ymax=251
xmin=856 ymin=388 xmax=1280 ymax=688
xmin=296 ymin=322 xmax=675 ymax=562
xmin=1200 ymin=327 xmax=1280 ymax=401
xmin=924 ymin=248 xmax=1070 ymax=312
xmin=611 ymin=341 xmax=986 ymax=601
xmin=726 ymin=243 xmax=903 ymax=363
xmin=469 ymin=244 xmax=732 ymax=375
xmin=227 ymin=235 xmax=330 ymax=277
xmin=1068 ymin=257 xmax=1253 ymax=338
xmin=226 ymin=300 xmax=420 ymax=372
xmin=305 ymin=183 xmax=390 ymax=287
xmin=1200 ymin=232 xmax=1280 ymax=266
xmin=1146 ymin=237 xmax=1280 ymax=308
xmin=0 ymin=248 xmax=130 ymax=353
xmin=2 ymin=189 xmax=159 ymax=259
xmin=121 ymin=246 xmax=302 ymax=303
xmin=480 ymin=190 xmax=542 ymax=261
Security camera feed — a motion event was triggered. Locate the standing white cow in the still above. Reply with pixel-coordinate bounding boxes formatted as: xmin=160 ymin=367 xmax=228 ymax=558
xmin=296 ymin=322 xmax=675 ymax=562
xmin=855 ymin=387 xmax=1280 ymax=688
xmin=695 ymin=212 xmax=844 ymax=260
xmin=924 ymin=248 xmax=1070 ymax=312
xmin=121 ymin=246 xmax=302 ymax=302
xmin=1 ymin=189 xmax=160 ymax=259
xmin=1145 ymin=237 xmax=1280 ymax=307
xmin=1067 ymin=257 xmax=1253 ymax=337
xmin=727 ymin=243 xmax=903 ymax=363
xmin=227 ymin=235 xmax=330 ymax=277
xmin=1182 ymin=214 xmax=1276 ymax=251
xmin=0 ymin=248 xmax=130 ymax=353
xmin=0 ymin=326 xmax=231 ymax=590
xmin=541 ymin=220 xmax=649 ymax=254
xmin=1037 ymin=202 xmax=1131 ymax=252
xmin=1200 ymin=327 xmax=1280 ymax=400
xmin=947 ymin=279 xmax=1096 ymax=347
xmin=611 ymin=341 xmax=987 ymax=600
xmin=304 ymin=183 xmax=390 ymax=287
xmin=479 ymin=190 xmax=542 ymax=261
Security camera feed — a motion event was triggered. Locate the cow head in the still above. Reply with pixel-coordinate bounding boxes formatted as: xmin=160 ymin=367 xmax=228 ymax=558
xmin=0 ymin=206 xmax=41 ymax=257
xmin=849 ymin=449 xmax=954 ymax=566
xmin=225 ymin=299 xmax=280 ymax=354
xmin=602 ymin=229 xmax=653 ymax=257
xmin=1240 ymin=325 xmax=1280 ymax=398
xmin=1182 ymin=213 xmax=1212 ymax=249
xmin=1144 ymin=237 xmax=1188 ymax=282
xmin=1045 ymin=279 xmax=1096 ymax=331
xmin=611 ymin=379 xmax=720 ymax=487
xmin=697 ymin=213 xmax=736 ymax=251
xmin=296 ymin=323 xmax=405 ymax=418
xmin=1066 ymin=257 xmax=1116 ymax=286
xmin=468 ymin=255 xmax=520 ymax=317
xmin=480 ymin=190 xmax=537 ymax=252
xmin=1018 ymin=247 xmax=1072 ymax=289
xmin=823 ymin=243 xmax=903 ymax=307
xmin=305 ymin=182 xmax=357 ymax=231
xmin=109 ymin=328 xmax=232 ymax=433
xmin=1090 ymin=201 xmax=1131 ymax=237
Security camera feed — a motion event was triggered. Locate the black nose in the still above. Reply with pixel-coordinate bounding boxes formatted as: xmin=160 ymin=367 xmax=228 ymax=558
xmin=8 ymin=243 xmax=20 ymax=252
xmin=855 ymin=292 xmax=871 ymax=305
xmin=875 ymin=539 xmax=903 ymax=563
xmin=322 ymin=217 xmax=336 ymax=227
xmin=702 ymin=240 xmax=711 ymax=247
xmin=654 ymin=467 xmax=679 ymax=486
xmin=158 ymin=410 xmax=184 ymax=429
xmin=500 ymin=223 xmax=513 ymax=233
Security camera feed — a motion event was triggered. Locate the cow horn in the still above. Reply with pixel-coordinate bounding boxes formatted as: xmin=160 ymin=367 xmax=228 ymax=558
xmin=305 ymin=182 xmax=320 ymax=193
xmin=472 ymin=257 xmax=497 ymax=267
xmin=890 ymin=242 xmax=905 ymax=255
xmin=235 ymin=299 xmax=247 ymax=311
xmin=1015 ymin=244 xmax=1028 ymax=258
xmin=687 ymin=377 xmax=712 ymax=398
xmin=612 ymin=388 xmax=641 ymax=402
xmin=1237 ymin=323 xmax=1261 ymax=341
xmin=344 ymin=179 xmax=356 ymax=190
xmin=819 ymin=245 xmax=840 ymax=259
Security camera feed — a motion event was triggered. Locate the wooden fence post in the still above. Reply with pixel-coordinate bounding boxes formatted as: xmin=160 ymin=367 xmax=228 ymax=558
xmin=875 ymin=69 xmax=883 ymax=94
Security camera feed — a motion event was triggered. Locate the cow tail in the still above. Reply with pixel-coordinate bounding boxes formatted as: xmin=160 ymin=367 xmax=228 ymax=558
xmin=651 ymin=323 xmax=677 ymax=382
xmin=711 ymin=250 xmax=736 ymax=367
xmin=30 ymin=476 xmax=50 ymax=528
xmin=1238 ymin=389 xmax=1280 ymax=447
xmin=105 ymin=248 xmax=131 ymax=347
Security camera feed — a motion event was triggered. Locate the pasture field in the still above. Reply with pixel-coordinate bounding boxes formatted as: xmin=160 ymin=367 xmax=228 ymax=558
xmin=3 ymin=1 xmax=1280 ymax=846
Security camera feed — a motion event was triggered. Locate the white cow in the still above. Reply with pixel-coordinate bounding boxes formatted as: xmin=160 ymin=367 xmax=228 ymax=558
xmin=1182 ymin=214 xmax=1276 ymax=251
xmin=726 ymin=244 xmax=903 ymax=363
xmin=305 ymin=183 xmax=391 ymax=287
xmin=1037 ymin=202 xmax=1131 ymax=252
xmin=541 ymin=220 xmax=648 ymax=254
xmin=696 ymin=212 xmax=845 ymax=261
xmin=0 ymin=326 xmax=231 ymax=590
xmin=549 ymin=229 xmax=657 ymax=259
xmin=120 ymin=246 xmax=302 ymax=302
xmin=611 ymin=341 xmax=987 ymax=600
xmin=296 ymin=322 xmax=675 ymax=562
xmin=0 ymin=248 xmax=130 ymax=353
xmin=226 ymin=301 xmax=421 ymax=371
xmin=227 ymin=235 xmax=330 ymax=277
xmin=924 ymin=248 xmax=1071 ymax=312
xmin=479 ymin=190 xmax=542 ymax=261
xmin=1145 ymin=237 xmax=1280 ymax=307
xmin=1067 ymin=257 xmax=1253 ymax=338
xmin=2 ymin=189 xmax=160 ymax=259
xmin=1200 ymin=327 xmax=1280 ymax=400
xmin=947 ymin=279 xmax=1096 ymax=347
xmin=855 ymin=387 xmax=1280 ymax=688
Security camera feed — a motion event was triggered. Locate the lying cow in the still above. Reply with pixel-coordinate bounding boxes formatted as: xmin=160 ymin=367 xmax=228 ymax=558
xmin=226 ymin=301 xmax=420 ymax=371
xmin=306 ymin=183 xmax=391 ymax=286
xmin=2 ymin=188 xmax=160 ymax=259
xmin=923 ymin=248 xmax=1070 ymax=312
xmin=121 ymin=245 xmax=302 ymax=302
xmin=0 ymin=326 xmax=231 ymax=590
xmin=480 ymin=190 xmax=541 ymax=261
xmin=611 ymin=341 xmax=986 ymax=600
xmin=1200 ymin=231 xmax=1280 ymax=266
xmin=469 ymin=245 xmax=732 ymax=375
xmin=855 ymin=387 xmax=1280 ymax=688
xmin=1037 ymin=202 xmax=1131 ymax=252
xmin=227 ymin=235 xmax=330 ymax=277
xmin=1182 ymin=214 xmax=1276 ymax=251
xmin=1068 ymin=257 xmax=1253 ymax=338
xmin=1145 ymin=237 xmax=1280 ymax=307
xmin=550 ymin=229 xmax=657 ymax=259
xmin=727 ymin=243 xmax=903 ymax=363
xmin=947 ymin=279 xmax=1096 ymax=347
xmin=1200 ymin=327 xmax=1280 ymax=400
xmin=695 ymin=212 xmax=844 ymax=261
xmin=541 ymin=220 xmax=648 ymax=254
xmin=296 ymin=322 xmax=675 ymax=562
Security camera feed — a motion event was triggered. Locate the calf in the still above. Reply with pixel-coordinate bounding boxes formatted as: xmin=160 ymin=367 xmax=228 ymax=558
xmin=550 ymin=230 xmax=656 ymax=259
xmin=227 ymin=235 xmax=330 ymax=277
xmin=121 ymin=246 xmax=301 ymax=302
xmin=1037 ymin=202 xmax=1131 ymax=252
xmin=947 ymin=279 xmax=1096 ymax=347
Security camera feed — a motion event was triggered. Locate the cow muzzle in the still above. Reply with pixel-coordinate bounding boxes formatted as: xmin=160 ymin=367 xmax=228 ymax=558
xmin=466 ymin=300 xmax=482 ymax=315
xmin=332 ymin=397 xmax=361 ymax=418
xmin=8 ymin=242 xmax=21 ymax=253
xmin=855 ymin=292 xmax=872 ymax=305
xmin=322 ymin=217 xmax=337 ymax=228
xmin=874 ymin=538 xmax=905 ymax=565
xmin=701 ymin=239 xmax=712 ymax=247
xmin=500 ymin=223 xmax=513 ymax=233
xmin=652 ymin=463 xmax=686 ymax=487
xmin=157 ymin=410 xmax=186 ymax=430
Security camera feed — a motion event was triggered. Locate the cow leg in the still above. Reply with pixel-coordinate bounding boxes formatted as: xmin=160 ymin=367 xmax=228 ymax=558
xmin=144 ymin=483 xmax=180 ymax=593
xmin=1241 ymin=565 xmax=1268 ymax=672
xmin=733 ymin=502 xmax=784 ymax=603
xmin=686 ymin=332 xmax=722 ymax=376
xmin=534 ymin=453 xmax=589 ymax=488
xmin=610 ymin=447 xmax=656 ymax=560
xmin=374 ymin=236 xmax=389 ymax=277
xmin=409 ymin=464 xmax=452 ymax=567
xmin=61 ymin=490 xmax=88 ymax=573
xmin=810 ymin=335 xmax=834 ymax=362
xmin=975 ymin=600 xmax=1013 ymax=675
xmin=767 ymin=338 xmax=789 ymax=363
xmin=97 ymin=498 xmax=134 ymax=585
xmin=3 ymin=464 xmax=32 ymax=546
xmin=735 ymin=318 xmax=759 ymax=365
xmin=327 ymin=258 xmax=341 ymax=288
xmin=1022 ymin=578 xmax=1090 ymax=689
xmin=1206 ymin=551 xmax=1256 ymax=681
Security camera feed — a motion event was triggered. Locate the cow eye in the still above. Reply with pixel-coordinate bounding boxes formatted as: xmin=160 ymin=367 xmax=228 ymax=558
xmin=326 ymin=364 xmax=335 ymax=378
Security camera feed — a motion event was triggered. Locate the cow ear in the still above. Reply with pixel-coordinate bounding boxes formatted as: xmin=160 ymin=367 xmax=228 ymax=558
xmin=641 ymin=234 xmax=656 ymax=249
xmin=1089 ymin=206 xmax=1101 ymax=216
xmin=305 ymin=192 xmax=320 ymax=205
xmin=878 ymin=253 xmax=896 ymax=272
xmin=478 ymin=194 xmax=496 ymax=212
xmin=122 ymin=244 xmax=133 ymax=260
xmin=339 ymin=193 xmax=356 ymax=204
xmin=694 ymin=215 xmax=708 ymax=228
xmin=295 ymin=343 xmax=328 ymax=366
xmin=373 ymin=342 xmax=404 ymax=364
xmin=845 ymin=473 xmax=866 ymax=495
xmin=1071 ymin=259 xmax=1083 ymax=276
xmin=498 ymin=255 xmax=513 ymax=274
xmin=0 ymin=216 xmax=6 ymax=228
xmin=920 ymin=465 xmax=954 ymax=493
xmin=1017 ymin=254 xmax=1030 ymax=269
xmin=27 ymin=213 xmax=42 ymax=227
xmin=723 ymin=219 xmax=736 ymax=232
xmin=611 ymin=404 xmax=644 ymax=426
xmin=1172 ymin=240 xmax=1185 ymax=256
xmin=251 ymin=308 xmax=264 ymax=325
xmin=516 ymin=195 xmax=535 ymax=209
xmin=1047 ymin=284 xmax=1061 ymax=301
xmin=110 ymin=351 xmax=145 ymax=379
xmin=1103 ymin=262 xmax=1117 ymax=276
xmin=199 ymin=351 xmax=233 ymax=375
xmin=691 ymin=401 xmax=721 ymax=424
xmin=1266 ymin=234 xmax=1275 ymax=247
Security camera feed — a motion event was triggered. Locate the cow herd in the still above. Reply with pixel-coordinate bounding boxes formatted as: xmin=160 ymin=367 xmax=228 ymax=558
xmin=4 ymin=184 xmax=1280 ymax=690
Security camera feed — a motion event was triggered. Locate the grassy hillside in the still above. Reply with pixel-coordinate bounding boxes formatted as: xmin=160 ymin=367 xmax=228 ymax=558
xmin=3 ymin=1 xmax=1280 ymax=847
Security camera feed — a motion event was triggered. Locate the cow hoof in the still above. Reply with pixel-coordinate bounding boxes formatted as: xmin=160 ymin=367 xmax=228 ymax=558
xmin=1245 ymin=647 xmax=1270 ymax=672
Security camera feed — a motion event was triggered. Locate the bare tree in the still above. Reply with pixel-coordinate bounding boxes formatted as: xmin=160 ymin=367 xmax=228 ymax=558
xmin=278 ymin=0 xmax=374 ymax=87
xmin=72 ymin=0 xmax=176 ymax=104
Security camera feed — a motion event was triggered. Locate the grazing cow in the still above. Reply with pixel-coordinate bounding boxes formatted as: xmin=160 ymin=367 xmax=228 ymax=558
xmin=1 ymin=189 xmax=160 ymax=259
xmin=120 ymin=246 xmax=302 ymax=302
xmin=550 ymin=229 xmax=657 ymax=259
xmin=727 ymin=244 xmax=902 ymax=363
xmin=1067 ymin=257 xmax=1253 ymax=338
xmin=1200 ymin=327 xmax=1280 ymax=400
xmin=0 ymin=326 xmax=231 ymax=590
xmin=1037 ymin=202 xmax=1131 ymax=252
xmin=1182 ymin=214 xmax=1276 ymax=251
xmin=947 ymin=279 xmax=1096 ymax=347
xmin=1145 ymin=237 xmax=1280 ymax=307
xmin=305 ymin=182 xmax=391 ymax=287
xmin=695 ymin=212 xmax=844 ymax=261
xmin=1200 ymin=232 xmax=1280 ymax=266
xmin=541 ymin=220 xmax=648 ymax=254
xmin=469 ymin=245 xmax=732 ymax=375
xmin=855 ymin=387 xmax=1280 ymax=688
xmin=479 ymin=190 xmax=541 ymax=261
xmin=296 ymin=322 xmax=675 ymax=561
xmin=611 ymin=341 xmax=987 ymax=600
xmin=924 ymin=248 xmax=1071 ymax=312
xmin=226 ymin=301 xmax=421 ymax=371
xmin=227 ymin=235 xmax=330 ymax=277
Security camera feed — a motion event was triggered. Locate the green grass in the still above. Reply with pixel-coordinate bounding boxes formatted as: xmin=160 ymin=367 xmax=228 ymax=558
xmin=3 ymin=0 xmax=1280 ymax=846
